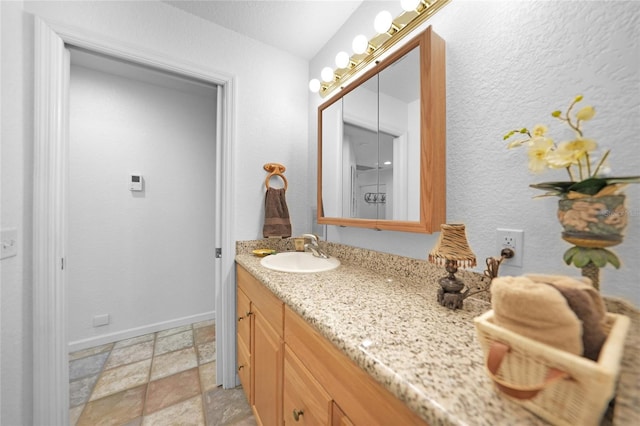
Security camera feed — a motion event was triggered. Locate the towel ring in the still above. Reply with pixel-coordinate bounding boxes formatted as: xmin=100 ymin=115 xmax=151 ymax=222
xmin=264 ymin=162 xmax=288 ymax=190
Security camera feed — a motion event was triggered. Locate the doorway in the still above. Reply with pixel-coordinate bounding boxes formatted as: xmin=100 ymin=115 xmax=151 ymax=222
xmin=33 ymin=18 xmax=237 ymax=424
xmin=67 ymin=47 xmax=218 ymax=351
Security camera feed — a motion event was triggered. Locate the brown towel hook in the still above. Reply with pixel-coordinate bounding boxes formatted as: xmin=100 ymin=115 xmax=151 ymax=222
xmin=263 ymin=162 xmax=288 ymax=190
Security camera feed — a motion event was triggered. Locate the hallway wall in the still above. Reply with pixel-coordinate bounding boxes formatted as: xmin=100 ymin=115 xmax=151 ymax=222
xmin=1 ymin=1 xmax=310 ymax=424
xmin=68 ymin=55 xmax=217 ymax=349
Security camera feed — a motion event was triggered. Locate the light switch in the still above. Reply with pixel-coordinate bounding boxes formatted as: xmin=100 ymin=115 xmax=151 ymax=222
xmin=1 ymin=228 xmax=18 ymax=260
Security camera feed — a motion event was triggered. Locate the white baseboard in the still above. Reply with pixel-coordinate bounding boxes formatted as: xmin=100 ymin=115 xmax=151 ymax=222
xmin=68 ymin=311 xmax=215 ymax=353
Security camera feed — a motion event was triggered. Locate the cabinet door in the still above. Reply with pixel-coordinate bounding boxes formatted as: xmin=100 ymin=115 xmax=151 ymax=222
xmin=253 ymin=306 xmax=283 ymax=426
xmin=331 ymin=402 xmax=353 ymax=426
xmin=237 ymin=288 xmax=252 ymax=349
xmin=237 ymin=287 xmax=252 ymax=402
xmin=283 ymin=346 xmax=332 ymax=426
xmin=237 ymin=336 xmax=251 ymax=403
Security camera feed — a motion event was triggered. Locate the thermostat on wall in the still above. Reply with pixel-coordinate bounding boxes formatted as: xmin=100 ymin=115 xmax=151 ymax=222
xmin=129 ymin=173 xmax=143 ymax=191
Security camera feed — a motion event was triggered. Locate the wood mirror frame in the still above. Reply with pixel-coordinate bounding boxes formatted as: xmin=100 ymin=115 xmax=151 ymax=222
xmin=317 ymin=26 xmax=446 ymax=233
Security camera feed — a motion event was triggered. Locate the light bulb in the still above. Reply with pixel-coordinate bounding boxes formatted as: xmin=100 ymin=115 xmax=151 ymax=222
xmin=352 ymin=34 xmax=368 ymax=54
xmin=321 ymin=67 xmax=334 ymax=83
xmin=401 ymin=0 xmax=422 ymax=11
xmin=308 ymin=79 xmax=321 ymax=93
xmin=335 ymin=51 xmax=350 ymax=69
xmin=374 ymin=10 xmax=393 ymax=34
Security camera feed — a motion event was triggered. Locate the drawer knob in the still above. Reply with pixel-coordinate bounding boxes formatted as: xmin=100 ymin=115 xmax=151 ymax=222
xmin=238 ymin=316 xmax=244 ymax=322
xmin=292 ymin=409 xmax=304 ymax=421
xmin=238 ymin=365 xmax=244 ymax=371
xmin=246 ymin=311 xmax=253 ymax=317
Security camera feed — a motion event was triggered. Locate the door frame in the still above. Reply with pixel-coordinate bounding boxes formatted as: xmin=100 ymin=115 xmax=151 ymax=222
xmin=33 ymin=17 xmax=237 ymax=423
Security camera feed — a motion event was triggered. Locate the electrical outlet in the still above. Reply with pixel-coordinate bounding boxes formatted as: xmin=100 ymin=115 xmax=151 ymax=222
xmin=93 ymin=314 xmax=110 ymax=327
xmin=496 ymin=228 xmax=524 ymax=267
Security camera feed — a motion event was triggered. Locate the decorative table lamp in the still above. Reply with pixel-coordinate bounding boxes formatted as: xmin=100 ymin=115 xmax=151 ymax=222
xmin=428 ymin=223 xmax=477 ymax=310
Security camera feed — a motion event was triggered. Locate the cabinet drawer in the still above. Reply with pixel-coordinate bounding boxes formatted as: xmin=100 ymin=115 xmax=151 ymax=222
xmin=237 ymin=337 xmax=251 ymax=403
xmin=284 ymin=345 xmax=331 ymax=426
xmin=237 ymin=287 xmax=251 ymax=348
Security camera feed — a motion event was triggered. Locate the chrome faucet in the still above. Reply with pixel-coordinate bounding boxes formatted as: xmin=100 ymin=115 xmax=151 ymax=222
xmin=301 ymin=233 xmax=329 ymax=259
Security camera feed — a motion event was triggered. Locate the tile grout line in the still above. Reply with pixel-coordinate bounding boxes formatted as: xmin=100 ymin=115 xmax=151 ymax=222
xmin=71 ymin=344 xmax=114 ymax=426
xmin=195 ymin=324 xmax=209 ymax=425
xmin=141 ymin=330 xmax=158 ymax=421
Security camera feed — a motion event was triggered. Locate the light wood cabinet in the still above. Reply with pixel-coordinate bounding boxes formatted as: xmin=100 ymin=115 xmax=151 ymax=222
xmin=331 ymin=403 xmax=354 ymax=426
xmin=237 ymin=264 xmax=426 ymax=426
xmin=237 ymin=288 xmax=252 ymax=402
xmin=237 ymin=265 xmax=284 ymax=426
xmin=253 ymin=305 xmax=283 ymax=426
xmin=284 ymin=305 xmax=426 ymax=426
xmin=283 ymin=345 xmax=332 ymax=426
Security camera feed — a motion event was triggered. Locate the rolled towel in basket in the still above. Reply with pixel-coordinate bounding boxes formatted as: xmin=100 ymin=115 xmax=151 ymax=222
xmin=492 ymin=275 xmax=608 ymax=360
xmin=526 ymin=274 xmax=607 ymax=361
xmin=492 ymin=275 xmax=583 ymax=355
xmin=263 ymin=187 xmax=292 ymax=238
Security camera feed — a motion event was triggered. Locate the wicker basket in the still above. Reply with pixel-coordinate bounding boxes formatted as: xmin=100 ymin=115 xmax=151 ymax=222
xmin=474 ymin=310 xmax=630 ymax=426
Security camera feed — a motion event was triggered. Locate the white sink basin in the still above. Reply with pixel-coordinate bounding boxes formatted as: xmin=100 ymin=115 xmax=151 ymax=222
xmin=260 ymin=251 xmax=340 ymax=273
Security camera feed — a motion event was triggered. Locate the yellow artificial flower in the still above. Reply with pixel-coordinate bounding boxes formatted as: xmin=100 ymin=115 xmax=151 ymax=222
xmin=532 ymin=124 xmax=548 ymax=137
xmin=507 ymin=139 xmax=527 ymax=149
xmin=546 ymin=145 xmax=578 ymax=169
xmin=527 ymin=137 xmax=553 ymax=172
xmin=576 ymin=105 xmax=595 ymax=121
xmin=503 ymin=94 xmax=640 ymax=198
xmin=561 ymin=138 xmax=597 ymax=157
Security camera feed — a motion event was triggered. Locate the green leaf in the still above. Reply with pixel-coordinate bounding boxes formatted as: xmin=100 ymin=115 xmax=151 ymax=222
xmin=572 ymin=249 xmax=591 ymax=268
xmin=530 ymin=181 xmax=575 ymax=193
xmin=588 ymin=249 xmax=608 ymax=268
xmin=567 ymin=178 xmax=609 ymax=195
xmin=563 ymin=246 xmax=580 ymax=265
xmin=603 ymin=176 xmax=640 ymax=185
xmin=605 ymin=250 xmax=621 ymax=269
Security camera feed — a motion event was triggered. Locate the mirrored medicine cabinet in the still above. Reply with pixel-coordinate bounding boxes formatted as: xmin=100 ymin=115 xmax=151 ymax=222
xmin=317 ymin=26 xmax=446 ymax=233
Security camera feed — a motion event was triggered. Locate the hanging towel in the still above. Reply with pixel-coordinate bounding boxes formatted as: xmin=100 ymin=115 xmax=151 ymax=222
xmin=263 ymin=187 xmax=292 ymax=238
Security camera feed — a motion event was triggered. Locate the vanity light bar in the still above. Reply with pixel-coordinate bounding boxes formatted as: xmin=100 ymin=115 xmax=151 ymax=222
xmin=311 ymin=0 xmax=451 ymax=98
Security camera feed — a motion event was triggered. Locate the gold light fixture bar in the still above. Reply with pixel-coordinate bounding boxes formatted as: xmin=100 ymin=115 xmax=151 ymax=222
xmin=319 ymin=0 xmax=451 ymax=98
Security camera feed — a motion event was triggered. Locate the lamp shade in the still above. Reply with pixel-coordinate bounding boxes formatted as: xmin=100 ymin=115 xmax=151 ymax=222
xmin=428 ymin=224 xmax=477 ymax=269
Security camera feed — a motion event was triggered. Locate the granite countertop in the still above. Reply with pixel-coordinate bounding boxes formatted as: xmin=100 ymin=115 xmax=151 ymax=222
xmin=235 ymin=240 xmax=639 ymax=426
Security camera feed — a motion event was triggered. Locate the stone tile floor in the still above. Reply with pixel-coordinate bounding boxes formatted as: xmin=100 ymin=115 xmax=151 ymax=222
xmin=69 ymin=320 xmax=256 ymax=425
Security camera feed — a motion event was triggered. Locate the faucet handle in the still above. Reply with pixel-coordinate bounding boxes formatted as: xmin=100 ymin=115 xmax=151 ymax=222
xmin=301 ymin=233 xmax=318 ymax=243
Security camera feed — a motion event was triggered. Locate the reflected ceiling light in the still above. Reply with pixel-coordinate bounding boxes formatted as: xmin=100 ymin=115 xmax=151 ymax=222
xmin=335 ymin=51 xmax=350 ymax=69
xmin=321 ymin=66 xmax=334 ymax=82
xmin=374 ymin=10 xmax=393 ymax=34
xmin=384 ymin=161 xmax=392 ymax=165
xmin=309 ymin=78 xmax=321 ymax=93
xmin=352 ymin=34 xmax=369 ymax=55
xmin=401 ymin=0 xmax=422 ymax=11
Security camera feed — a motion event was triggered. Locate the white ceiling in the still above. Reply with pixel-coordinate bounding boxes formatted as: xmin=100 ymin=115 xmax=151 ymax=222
xmin=163 ymin=0 xmax=367 ymax=60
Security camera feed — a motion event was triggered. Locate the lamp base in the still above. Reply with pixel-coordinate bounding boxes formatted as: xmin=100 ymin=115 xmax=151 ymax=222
xmin=437 ymin=275 xmax=469 ymax=310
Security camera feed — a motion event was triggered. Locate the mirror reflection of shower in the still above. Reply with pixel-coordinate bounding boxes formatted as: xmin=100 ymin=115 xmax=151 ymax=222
xmin=343 ymin=123 xmax=395 ymax=220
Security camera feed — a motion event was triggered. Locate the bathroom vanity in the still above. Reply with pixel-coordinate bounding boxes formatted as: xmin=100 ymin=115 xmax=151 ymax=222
xmin=235 ymin=241 xmax=639 ymax=425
